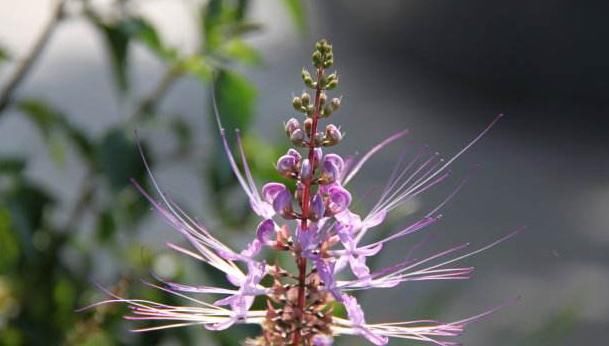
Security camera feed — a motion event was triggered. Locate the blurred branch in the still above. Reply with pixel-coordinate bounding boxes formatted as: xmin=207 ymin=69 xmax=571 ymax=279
xmin=0 ymin=0 xmax=65 ymax=113
xmin=130 ymin=65 xmax=183 ymax=122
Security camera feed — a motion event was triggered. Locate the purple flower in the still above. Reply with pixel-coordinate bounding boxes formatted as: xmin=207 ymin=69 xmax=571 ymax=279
xmin=89 ymin=39 xmax=513 ymax=346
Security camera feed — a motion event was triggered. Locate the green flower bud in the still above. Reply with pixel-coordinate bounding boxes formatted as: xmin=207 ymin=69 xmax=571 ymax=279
xmin=319 ymin=93 xmax=327 ymax=106
xmin=313 ymin=132 xmax=324 ymax=146
xmin=292 ymin=96 xmax=302 ymax=111
xmin=300 ymin=92 xmax=310 ymax=106
xmin=322 ymin=104 xmax=333 ymax=118
xmin=301 ymin=68 xmax=312 ymax=81
xmin=312 ymin=51 xmax=323 ymax=67
xmin=330 ymin=97 xmax=341 ymax=111
xmin=325 ymin=79 xmax=338 ymax=90
xmin=306 ymin=104 xmax=315 ymax=116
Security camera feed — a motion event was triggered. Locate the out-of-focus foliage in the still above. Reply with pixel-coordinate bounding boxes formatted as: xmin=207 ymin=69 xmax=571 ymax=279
xmin=0 ymin=0 xmax=306 ymax=345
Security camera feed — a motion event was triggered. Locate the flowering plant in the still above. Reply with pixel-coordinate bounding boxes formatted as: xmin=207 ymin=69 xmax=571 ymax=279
xmin=90 ymin=39 xmax=514 ymax=345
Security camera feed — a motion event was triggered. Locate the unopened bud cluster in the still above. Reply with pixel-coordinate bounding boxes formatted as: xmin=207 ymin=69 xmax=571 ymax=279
xmin=285 ymin=40 xmax=343 ymax=149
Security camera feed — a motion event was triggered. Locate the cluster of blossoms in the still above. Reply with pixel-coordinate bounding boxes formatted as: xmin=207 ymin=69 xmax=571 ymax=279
xmin=90 ymin=40 xmax=513 ymax=345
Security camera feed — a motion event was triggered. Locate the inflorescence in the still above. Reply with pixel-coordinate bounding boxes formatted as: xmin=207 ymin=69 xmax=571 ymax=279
xmin=88 ymin=39 xmax=514 ymax=346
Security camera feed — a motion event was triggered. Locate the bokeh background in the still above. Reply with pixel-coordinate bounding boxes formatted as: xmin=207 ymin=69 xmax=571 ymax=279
xmin=1 ymin=1 xmax=608 ymax=345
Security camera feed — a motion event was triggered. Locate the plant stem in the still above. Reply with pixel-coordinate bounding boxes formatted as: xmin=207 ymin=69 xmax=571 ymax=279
xmin=292 ymin=66 xmax=324 ymax=346
xmin=0 ymin=0 xmax=65 ymax=113
xmin=130 ymin=64 xmax=182 ymax=122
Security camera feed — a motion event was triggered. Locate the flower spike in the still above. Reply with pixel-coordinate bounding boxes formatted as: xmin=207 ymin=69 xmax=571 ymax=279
xmin=89 ymin=40 xmax=515 ymax=346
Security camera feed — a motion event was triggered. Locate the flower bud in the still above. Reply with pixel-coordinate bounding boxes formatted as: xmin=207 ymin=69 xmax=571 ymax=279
xmin=312 ymin=50 xmax=323 ymax=67
xmin=312 ymin=147 xmax=323 ymax=166
xmin=310 ymin=193 xmax=325 ymax=221
xmin=301 ymin=69 xmax=315 ymax=88
xmin=325 ymin=78 xmax=338 ymax=90
xmin=324 ymin=124 xmax=342 ymax=146
xmin=319 ymin=93 xmax=327 ymax=106
xmin=301 ymin=92 xmax=310 ymax=106
xmin=330 ymin=97 xmax=341 ymax=111
xmin=327 ymin=185 xmax=351 ymax=215
xmin=306 ymin=104 xmax=315 ymax=117
xmin=299 ymin=159 xmax=312 ymax=180
xmin=292 ymin=97 xmax=302 ymax=111
xmin=304 ymin=118 xmax=313 ymax=136
xmin=323 ymin=59 xmax=334 ymax=68
xmin=276 ymin=154 xmax=297 ymax=176
xmin=321 ymin=104 xmax=333 ymax=118
xmin=290 ymin=128 xmax=305 ymax=146
xmin=284 ymin=117 xmax=300 ymax=136
xmin=314 ymin=132 xmax=324 ymax=146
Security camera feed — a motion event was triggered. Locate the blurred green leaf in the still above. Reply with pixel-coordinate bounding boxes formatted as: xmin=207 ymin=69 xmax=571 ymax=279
xmin=18 ymin=99 xmax=56 ymax=138
xmin=96 ymin=128 xmax=146 ymax=192
xmin=170 ymin=118 xmax=193 ymax=153
xmin=221 ymin=39 xmax=262 ymax=66
xmin=202 ymin=0 xmax=225 ymax=51
xmin=281 ymin=0 xmax=308 ymax=33
xmin=0 ymin=157 xmax=26 ymax=175
xmin=97 ymin=22 xmax=130 ymax=91
xmin=0 ymin=45 xmax=9 ymax=64
xmin=0 ymin=208 xmax=20 ymax=271
xmin=95 ymin=209 xmax=116 ymax=243
xmin=127 ymin=17 xmax=177 ymax=61
xmin=17 ymin=99 xmax=94 ymax=163
xmin=181 ymin=55 xmax=213 ymax=82
xmin=520 ymin=305 xmax=579 ymax=346
xmin=213 ymin=69 xmax=256 ymax=134
xmin=4 ymin=182 xmax=54 ymax=258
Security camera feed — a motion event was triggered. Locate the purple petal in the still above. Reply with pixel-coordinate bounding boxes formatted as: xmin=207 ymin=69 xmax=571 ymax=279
xmin=276 ymin=154 xmax=297 ymax=175
xmin=323 ymin=153 xmax=345 ymax=174
xmin=287 ymin=148 xmax=302 ymax=160
xmin=256 ymin=219 xmax=276 ymax=245
xmin=261 ymin=182 xmax=286 ymax=204
xmin=342 ymin=295 xmax=388 ymax=345
xmin=327 ymin=185 xmax=352 ymax=215
xmin=312 ymin=334 xmax=334 ymax=346
xmin=272 ymin=188 xmax=293 ymax=216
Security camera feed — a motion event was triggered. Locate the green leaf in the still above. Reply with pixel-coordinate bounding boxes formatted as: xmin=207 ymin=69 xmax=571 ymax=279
xmin=0 ymin=208 xmax=20 ymax=271
xmin=0 ymin=45 xmax=9 ymax=64
xmin=281 ymin=0 xmax=308 ymax=33
xmin=181 ymin=55 xmax=213 ymax=82
xmin=0 ymin=157 xmax=26 ymax=175
xmin=202 ymin=0 xmax=225 ymax=51
xmin=4 ymin=182 xmax=54 ymax=258
xmin=18 ymin=99 xmax=57 ymax=138
xmin=17 ymin=99 xmax=94 ymax=163
xmin=95 ymin=209 xmax=116 ymax=243
xmin=221 ymin=39 xmax=262 ymax=66
xmin=96 ymin=128 xmax=146 ymax=192
xmin=126 ymin=17 xmax=177 ymax=61
xmin=213 ymin=69 xmax=257 ymax=134
xmin=97 ymin=22 xmax=130 ymax=91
